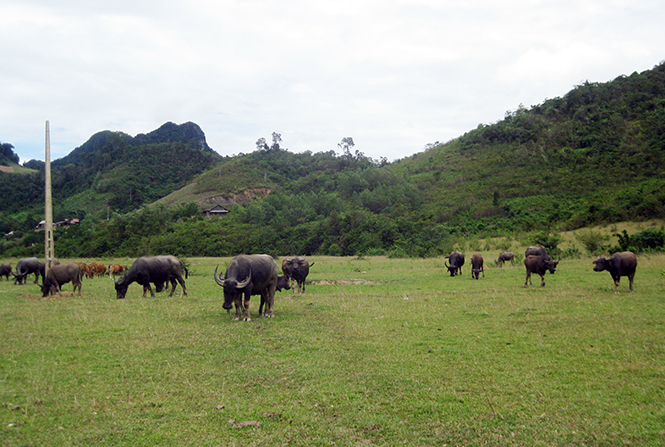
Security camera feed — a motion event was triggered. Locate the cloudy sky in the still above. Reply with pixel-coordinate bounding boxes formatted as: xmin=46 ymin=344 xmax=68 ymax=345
xmin=1 ymin=0 xmax=663 ymax=163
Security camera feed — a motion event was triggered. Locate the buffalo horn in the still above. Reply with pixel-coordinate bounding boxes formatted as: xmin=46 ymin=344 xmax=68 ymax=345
xmin=236 ymin=272 xmax=251 ymax=289
xmin=213 ymin=265 xmax=225 ymax=287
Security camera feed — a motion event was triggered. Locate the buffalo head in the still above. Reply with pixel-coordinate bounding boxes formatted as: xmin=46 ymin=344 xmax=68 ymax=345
xmin=545 ymin=259 xmax=559 ymax=274
xmin=214 ymin=265 xmax=251 ymax=311
xmin=114 ymin=276 xmax=129 ymax=299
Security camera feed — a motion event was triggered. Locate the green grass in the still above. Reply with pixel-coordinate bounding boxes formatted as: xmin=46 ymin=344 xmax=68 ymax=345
xmin=1 ymin=254 xmax=664 ymax=446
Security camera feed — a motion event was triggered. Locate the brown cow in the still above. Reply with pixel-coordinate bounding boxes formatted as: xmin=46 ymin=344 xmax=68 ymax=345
xmin=593 ymin=251 xmax=637 ymax=294
xmin=90 ymin=262 xmax=107 ymax=278
xmin=524 ymin=255 xmax=558 ymax=287
xmin=470 ymin=254 xmax=484 ymax=279
xmin=75 ymin=262 xmax=93 ymax=279
xmin=108 ymin=264 xmax=127 ymax=279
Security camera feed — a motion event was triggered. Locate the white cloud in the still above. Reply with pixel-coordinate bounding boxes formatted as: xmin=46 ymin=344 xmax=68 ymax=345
xmin=1 ymin=0 xmax=664 ymax=163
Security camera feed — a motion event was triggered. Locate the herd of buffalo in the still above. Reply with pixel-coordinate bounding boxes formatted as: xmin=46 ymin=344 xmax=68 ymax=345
xmin=1 ymin=247 xmax=637 ymax=321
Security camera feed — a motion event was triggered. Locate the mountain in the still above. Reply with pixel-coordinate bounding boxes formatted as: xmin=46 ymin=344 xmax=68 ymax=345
xmin=0 ymin=122 xmax=222 ymax=217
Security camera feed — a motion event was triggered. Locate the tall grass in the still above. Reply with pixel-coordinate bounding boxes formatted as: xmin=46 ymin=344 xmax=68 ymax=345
xmin=1 ymin=254 xmax=664 ymax=446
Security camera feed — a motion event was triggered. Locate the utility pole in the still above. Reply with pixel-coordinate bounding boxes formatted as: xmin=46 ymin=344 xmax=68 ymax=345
xmin=44 ymin=121 xmax=55 ymax=270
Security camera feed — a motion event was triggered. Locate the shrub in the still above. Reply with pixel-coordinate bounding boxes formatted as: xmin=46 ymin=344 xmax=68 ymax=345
xmin=576 ymin=229 xmax=610 ymax=254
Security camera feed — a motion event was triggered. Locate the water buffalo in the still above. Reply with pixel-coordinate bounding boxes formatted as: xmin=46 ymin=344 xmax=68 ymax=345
xmin=214 ymin=254 xmax=279 ymax=321
xmin=470 ymin=254 xmax=484 ymax=279
xmin=41 ymin=262 xmax=82 ymax=297
xmin=524 ymin=255 xmax=559 ymax=287
xmin=525 ymin=246 xmax=551 ymax=260
xmin=0 ymin=263 xmax=11 ymax=280
xmin=13 ymin=257 xmax=44 ymax=284
xmin=114 ymin=255 xmax=188 ymax=299
xmin=593 ymin=251 xmax=637 ymax=294
xmin=445 ymin=251 xmax=465 ymax=276
xmin=497 ymin=252 xmax=514 ymax=265
xmin=282 ymin=256 xmax=314 ymax=294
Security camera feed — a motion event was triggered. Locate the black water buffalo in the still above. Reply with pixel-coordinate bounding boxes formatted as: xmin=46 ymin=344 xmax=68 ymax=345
xmin=470 ymin=254 xmax=484 ymax=280
xmin=524 ymin=255 xmax=559 ymax=287
xmin=258 ymin=275 xmax=291 ymax=317
xmin=214 ymin=254 xmax=279 ymax=321
xmin=525 ymin=246 xmax=551 ymax=260
xmin=497 ymin=252 xmax=514 ymax=265
xmin=282 ymin=256 xmax=314 ymax=293
xmin=276 ymin=275 xmax=291 ymax=292
xmin=41 ymin=262 xmax=82 ymax=297
xmin=13 ymin=257 xmax=44 ymax=284
xmin=593 ymin=251 xmax=637 ymax=294
xmin=114 ymin=255 xmax=188 ymax=299
xmin=0 ymin=263 xmax=11 ymax=280
xmin=445 ymin=251 xmax=465 ymax=276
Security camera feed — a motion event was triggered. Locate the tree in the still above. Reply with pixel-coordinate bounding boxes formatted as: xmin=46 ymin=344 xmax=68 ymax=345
xmin=338 ymin=137 xmax=355 ymax=156
xmin=271 ymin=132 xmax=282 ymax=151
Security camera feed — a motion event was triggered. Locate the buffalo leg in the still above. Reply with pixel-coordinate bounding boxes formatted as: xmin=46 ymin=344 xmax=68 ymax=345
xmin=263 ymin=285 xmax=277 ymax=317
xmin=233 ymin=299 xmax=244 ymax=321
xmin=540 ymin=274 xmax=545 ymax=287
xmin=614 ymin=277 xmax=621 ymax=294
xmin=142 ymin=284 xmax=155 ymax=297
xmin=628 ymin=273 xmax=635 ymax=293
xmin=167 ymin=278 xmax=177 ymax=297
xmin=525 ymin=272 xmax=532 ymax=287
xmin=175 ymin=277 xmax=187 ymax=297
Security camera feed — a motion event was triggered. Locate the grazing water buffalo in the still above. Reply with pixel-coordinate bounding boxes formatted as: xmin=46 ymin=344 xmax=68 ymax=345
xmin=41 ymin=262 xmax=82 ymax=297
xmin=445 ymin=251 xmax=465 ymax=276
xmin=470 ymin=254 xmax=484 ymax=280
xmin=0 ymin=263 xmax=11 ymax=280
xmin=13 ymin=257 xmax=44 ymax=284
xmin=114 ymin=255 xmax=188 ymax=299
xmin=593 ymin=251 xmax=637 ymax=294
xmin=282 ymin=256 xmax=314 ymax=293
xmin=214 ymin=254 xmax=279 ymax=321
xmin=524 ymin=255 xmax=559 ymax=287
xmin=497 ymin=252 xmax=514 ymax=265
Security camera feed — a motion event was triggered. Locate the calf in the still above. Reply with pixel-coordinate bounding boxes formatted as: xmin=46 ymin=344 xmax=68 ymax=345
xmin=593 ymin=251 xmax=637 ymax=294
xmin=470 ymin=254 xmax=484 ymax=279
xmin=41 ymin=263 xmax=82 ymax=297
xmin=524 ymin=255 xmax=558 ymax=287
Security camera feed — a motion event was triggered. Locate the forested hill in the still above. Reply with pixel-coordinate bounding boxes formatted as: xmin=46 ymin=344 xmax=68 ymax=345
xmin=166 ymin=62 xmax=665 ymax=231
xmin=0 ymin=122 xmax=222 ymax=216
xmin=391 ymin=61 xmax=665 ymax=231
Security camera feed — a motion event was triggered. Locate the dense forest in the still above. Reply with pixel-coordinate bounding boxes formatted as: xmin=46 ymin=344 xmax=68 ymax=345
xmin=1 ymin=63 xmax=664 ymax=258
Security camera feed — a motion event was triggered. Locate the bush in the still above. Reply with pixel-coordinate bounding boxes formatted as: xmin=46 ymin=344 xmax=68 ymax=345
xmin=612 ymin=228 xmax=665 ymax=253
xmin=576 ymin=229 xmax=610 ymax=254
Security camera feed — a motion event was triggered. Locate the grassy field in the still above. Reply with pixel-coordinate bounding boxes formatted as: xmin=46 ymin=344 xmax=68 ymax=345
xmin=1 ymin=253 xmax=664 ymax=446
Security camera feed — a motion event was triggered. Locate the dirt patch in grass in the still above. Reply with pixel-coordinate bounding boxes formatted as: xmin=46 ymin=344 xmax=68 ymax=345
xmin=312 ymin=280 xmax=382 ymax=286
